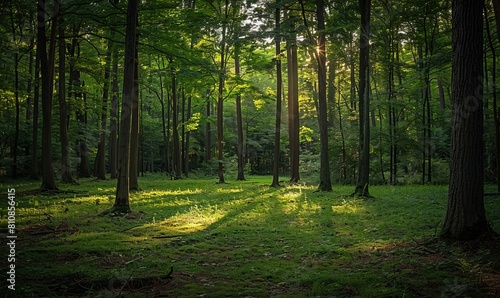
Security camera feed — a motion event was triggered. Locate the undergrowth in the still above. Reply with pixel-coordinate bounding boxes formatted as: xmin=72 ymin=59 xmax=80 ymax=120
xmin=0 ymin=174 xmax=499 ymax=297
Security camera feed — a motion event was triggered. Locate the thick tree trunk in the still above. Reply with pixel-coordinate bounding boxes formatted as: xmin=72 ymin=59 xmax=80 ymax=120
xmin=441 ymin=0 xmax=494 ymax=240
xmin=353 ymin=0 xmax=371 ymax=197
xmin=490 ymin=0 xmax=500 ymax=192
xmin=114 ymin=0 xmax=138 ymax=213
xmin=38 ymin=0 xmax=58 ymax=190
xmin=316 ymin=0 xmax=332 ymax=191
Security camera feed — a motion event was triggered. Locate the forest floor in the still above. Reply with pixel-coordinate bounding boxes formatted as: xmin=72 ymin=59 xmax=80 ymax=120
xmin=1 ymin=174 xmax=500 ymax=297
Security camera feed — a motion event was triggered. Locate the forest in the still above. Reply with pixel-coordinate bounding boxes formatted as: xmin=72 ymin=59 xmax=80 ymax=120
xmin=0 ymin=0 xmax=500 ymax=296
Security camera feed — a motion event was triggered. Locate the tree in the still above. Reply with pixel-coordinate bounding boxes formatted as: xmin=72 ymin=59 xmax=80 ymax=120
xmin=352 ymin=0 xmax=371 ymax=197
xmin=271 ymin=0 xmax=282 ymax=188
xmin=235 ymin=46 xmax=245 ymax=181
xmin=315 ymin=0 xmax=332 ymax=191
xmin=286 ymin=8 xmax=300 ymax=184
xmin=109 ymin=37 xmax=119 ymax=179
xmin=38 ymin=0 xmax=58 ymax=190
xmin=58 ymin=8 xmax=75 ymax=184
xmin=114 ymin=0 xmax=138 ymax=213
xmin=441 ymin=0 xmax=495 ymax=240
xmin=95 ymin=41 xmax=112 ymax=181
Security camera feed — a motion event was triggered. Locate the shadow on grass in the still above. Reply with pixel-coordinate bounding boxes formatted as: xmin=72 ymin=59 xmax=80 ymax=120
xmin=8 ymin=176 xmax=500 ymax=297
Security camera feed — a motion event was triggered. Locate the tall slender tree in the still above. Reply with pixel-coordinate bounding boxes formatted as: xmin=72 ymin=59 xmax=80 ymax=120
xmin=38 ymin=0 xmax=58 ymax=190
xmin=58 ymin=8 xmax=75 ymax=184
xmin=316 ymin=0 xmax=332 ymax=191
xmin=235 ymin=46 xmax=245 ymax=181
xmin=114 ymin=0 xmax=138 ymax=213
xmin=95 ymin=41 xmax=112 ymax=181
xmin=271 ymin=0 xmax=282 ymax=188
xmin=286 ymin=8 xmax=300 ymax=183
xmin=352 ymin=0 xmax=371 ymax=197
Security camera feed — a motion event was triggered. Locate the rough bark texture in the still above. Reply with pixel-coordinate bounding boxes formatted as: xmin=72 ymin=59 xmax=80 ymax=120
xmin=353 ymin=0 xmax=371 ymax=197
xmin=114 ymin=0 xmax=138 ymax=213
xmin=316 ymin=0 xmax=332 ymax=191
xmin=441 ymin=0 xmax=493 ymax=240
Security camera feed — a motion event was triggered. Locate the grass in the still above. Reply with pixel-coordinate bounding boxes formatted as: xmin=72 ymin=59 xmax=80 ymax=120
xmin=1 ymin=174 xmax=500 ymax=297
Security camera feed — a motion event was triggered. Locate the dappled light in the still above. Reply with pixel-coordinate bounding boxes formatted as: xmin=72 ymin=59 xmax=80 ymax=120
xmin=2 ymin=176 xmax=500 ymax=296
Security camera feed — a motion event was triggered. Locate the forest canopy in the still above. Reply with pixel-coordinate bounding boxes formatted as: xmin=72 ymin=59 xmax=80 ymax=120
xmin=0 ymin=0 xmax=498 ymax=233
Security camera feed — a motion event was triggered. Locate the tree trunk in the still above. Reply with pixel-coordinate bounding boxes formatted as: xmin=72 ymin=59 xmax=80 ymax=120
xmin=171 ymin=67 xmax=182 ymax=180
xmin=95 ymin=41 xmax=112 ymax=181
xmin=38 ymin=0 xmax=58 ymax=190
xmin=184 ymin=94 xmax=192 ymax=177
xmin=58 ymin=12 xmax=75 ymax=184
xmin=109 ymin=40 xmax=119 ymax=179
xmin=129 ymin=47 xmax=140 ymax=190
xmin=271 ymin=0 xmax=282 ymax=188
xmin=114 ymin=0 xmax=138 ymax=213
xmin=353 ymin=0 xmax=371 ymax=197
xmin=441 ymin=0 xmax=494 ymax=240
xmin=78 ymin=92 xmax=90 ymax=178
xmin=287 ymin=10 xmax=300 ymax=183
xmin=316 ymin=0 xmax=332 ymax=191
xmin=235 ymin=48 xmax=245 ymax=181
xmin=10 ymin=1 xmax=20 ymax=178
xmin=31 ymin=40 xmax=40 ymax=180
xmin=205 ymin=97 xmax=212 ymax=162
xmin=489 ymin=1 xmax=500 ymax=192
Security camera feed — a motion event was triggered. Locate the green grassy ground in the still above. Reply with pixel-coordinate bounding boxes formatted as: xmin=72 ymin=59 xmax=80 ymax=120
xmin=1 ymin=175 xmax=499 ymax=297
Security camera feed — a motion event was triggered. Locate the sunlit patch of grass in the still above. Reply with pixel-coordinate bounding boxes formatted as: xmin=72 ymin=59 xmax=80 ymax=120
xmin=5 ymin=175 xmax=500 ymax=297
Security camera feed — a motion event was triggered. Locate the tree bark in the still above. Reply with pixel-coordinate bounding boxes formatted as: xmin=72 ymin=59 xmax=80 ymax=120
xmin=58 ymin=11 xmax=75 ymax=184
xmin=287 ymin=9 xmax=300 ymax=183
xmin=38 ymin=0 xmax=58 ymax=190
xmin=109 ymin=44 xmax=119 ymax=179
xmin=271 ymin=0 xmax=282 ymax=188
xmin=316 ymin=0 xmax=332 ymax=191
xmin=129 ymin=46 xmax=140 ymax=190
xmin=114 ymin=0 xmax=138 ymax=213
xmin=31 ymin=39 xmax=40 ymax=180
xmin=441 ymin=0 xmax=494 ymax=240
xmin=353 ymin=0 xmax=371 ymax=197
xmin=171 ymin=66 xmax=182 ymax=179
xmin=205 ymin=97 xmax=212 ymax=162
xmin=235 ymin=48 xmax=245 ymax=181
xmin=95 ymin=41 xmax=112 ymax=181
